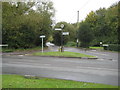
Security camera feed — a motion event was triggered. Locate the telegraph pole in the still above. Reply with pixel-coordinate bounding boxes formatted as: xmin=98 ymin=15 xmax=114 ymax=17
xmin=76 ymin=11 xmax=79 ymax=47
xmin=77 ymin=11 xmax=79 ymax=23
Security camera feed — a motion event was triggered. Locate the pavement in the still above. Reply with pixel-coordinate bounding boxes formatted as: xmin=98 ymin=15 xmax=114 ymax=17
xmin=2 ymin=46 xmax=119 ymax=86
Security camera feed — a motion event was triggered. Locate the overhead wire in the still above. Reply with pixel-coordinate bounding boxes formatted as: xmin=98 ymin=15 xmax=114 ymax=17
xmin=79 ymin=0 xmax=91 ymax=10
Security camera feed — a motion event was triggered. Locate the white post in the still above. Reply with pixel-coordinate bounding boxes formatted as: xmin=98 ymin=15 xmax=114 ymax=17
xmin=40 ymin=35 xmax=45 ymax=53
xmin=42 ymin=38 xmax=43 ymax=53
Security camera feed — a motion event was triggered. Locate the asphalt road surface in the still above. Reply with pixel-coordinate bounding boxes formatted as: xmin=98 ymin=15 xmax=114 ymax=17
xmin=48 ymin=46 xmax=119 ymax=61
xmin=2 ymin=47 xmax=119 ymax=86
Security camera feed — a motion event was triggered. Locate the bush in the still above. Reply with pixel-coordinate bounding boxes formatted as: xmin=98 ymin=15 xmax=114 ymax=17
xmin=105 ymin=44 xmax=120 ymax=51
xmin=2 ymin=48 xmax=14 ymax=53
xmin=65 ymin=41 xmax=76 ymax=47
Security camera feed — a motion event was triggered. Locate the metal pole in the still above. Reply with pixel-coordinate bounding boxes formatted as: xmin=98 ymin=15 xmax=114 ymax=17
xmin=61 ymin=30 xmax=63 ymax=52
xmin=76 ymin=11 xmax=79 ymax=47
xmin=77 ymin=11 xmax=79 ymax=23
xmin=60 ymin=24 xmax=64 ymax=52
xmin=42 ymin=38 xmax=43 ymax=53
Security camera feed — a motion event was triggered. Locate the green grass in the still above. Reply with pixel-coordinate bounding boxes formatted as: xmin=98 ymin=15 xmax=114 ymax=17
xmin=0 ymin=48 xmax=1 ymax=52
xmin=2 ymin=46 xmax=43 ymax=53
xmin=2 ymin=74 xmax=118 ymax=88
xmin=33 ymin=51 xmax=95 ymax=58
xmin=89 ymin=47 xmax=103 ymax=50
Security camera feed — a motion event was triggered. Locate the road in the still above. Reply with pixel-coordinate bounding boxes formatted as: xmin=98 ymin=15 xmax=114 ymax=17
xmin=47 ymin=46 xmax=119 ymax=61
xmin=2 ymin=47 xmax=119 ymax=86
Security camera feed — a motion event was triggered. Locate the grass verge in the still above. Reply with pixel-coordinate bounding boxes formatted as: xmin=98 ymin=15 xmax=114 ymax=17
xmin=2 ymin=47 xmax=43 ymax=53
xmin=2 ymin=75 xmax=118 ymax=88
xmin=33 ymin=51 xmax=95 ymax=58
xmin=89 ymin=47 xmax=103 ymax=50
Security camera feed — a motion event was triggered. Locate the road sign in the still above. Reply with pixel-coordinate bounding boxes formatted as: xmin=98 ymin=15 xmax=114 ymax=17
xmin=77 ymin=39 xmax=79 ymax=43
xmin=0 ymin=44 xmax=8 ymax=47
xmin=62 ymin=32 xmax=69 ymax=35
xmin=40 ymin=35 xmax=45 ymax=38
xmin=100 ymin=42 xmax=102 ymax=44
xmin=55 ymin=28 xmax=62 ymax=31
xmin=60 ymin=24 xmax=64 ymax=28
xmin=103 ymin=44 xmax=109 ymax=46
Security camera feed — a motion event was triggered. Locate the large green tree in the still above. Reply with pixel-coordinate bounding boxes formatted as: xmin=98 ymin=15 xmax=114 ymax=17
xmin=83 ymin=3 xmax=118 ymax=45
xmin=78 ymin=22 xmax=94 ymax=48
xmin=2 ymin=1 xmax=55 ymax=48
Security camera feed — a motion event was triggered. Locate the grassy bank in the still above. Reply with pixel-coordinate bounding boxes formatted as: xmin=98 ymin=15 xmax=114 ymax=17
xmin=2 ymin=47 xmax=43 ymax=53
xmin=33 ymin=51 xmax=95 ymax=58
xmin=2 ymin=75 xmax=118 ymax=88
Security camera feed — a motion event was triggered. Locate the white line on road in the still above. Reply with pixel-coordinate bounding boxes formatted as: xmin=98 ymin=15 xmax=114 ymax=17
xmin=76 ymin=66 xmax=118 ymax=71
xmin=87 ymin=51 xmax=109 ymax=56
xmin=18 ymin=55 xmax=24 ymax=56
xmin=44 ymin=64 xmax=51 ymax=66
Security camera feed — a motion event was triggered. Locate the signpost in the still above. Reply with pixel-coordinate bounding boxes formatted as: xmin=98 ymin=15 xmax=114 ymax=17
xmin=55 ymin=24 xmax=70 ymax=52
xmin=40 ymin=35 xmax=45 ymax=53
xmin=100 ymin=42 xmax=102 ymax=47
xmin=55 ymin=24 xmax=65 ymax=52
xmin=0 ymin=44 xmax=8 ymax=47
xmin=76 ymin=39 xmax=79 ymax=47
xmin=62 ymin=32 xmax=69 ymax=35
xmin=55 ymin=28 xmax=62 ymax=31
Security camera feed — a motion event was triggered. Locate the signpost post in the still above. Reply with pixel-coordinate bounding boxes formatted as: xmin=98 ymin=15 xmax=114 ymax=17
xmin=55 ymin=24 xmax=65 ymax=52
xmin=40 ymin=35 xmax=45 ymax=53
xmin=55 ymin=24 xmax=70 ymax=52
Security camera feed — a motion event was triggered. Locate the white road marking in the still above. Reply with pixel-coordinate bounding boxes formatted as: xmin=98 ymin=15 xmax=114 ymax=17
xmin=112 ymin=59 xmax=118 ymax=62
xmin=44 ymin=64 xmax=51 ymax=66
xmin=87 ymin=51 xmax=109 ymax=56
xmin=97 ymin=58 xmax=118 ymax=62
xmin=97 ymin=59 xmax=104 ymax=61
xmin=18 ymin=55 xmax=24 ymax=56
xmin=76 ymin=66 xmax=118 ymax=71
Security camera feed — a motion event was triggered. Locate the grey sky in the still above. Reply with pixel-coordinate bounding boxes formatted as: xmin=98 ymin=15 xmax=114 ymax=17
xmin=51 ymin=0 xmax=118 ymax=23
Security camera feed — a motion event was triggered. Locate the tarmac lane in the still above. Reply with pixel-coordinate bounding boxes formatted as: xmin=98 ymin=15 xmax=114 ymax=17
xmin=45 ymin=46 xmax=119 ymax=61
xmin=2 ymin=55 xmax=119 ymax=86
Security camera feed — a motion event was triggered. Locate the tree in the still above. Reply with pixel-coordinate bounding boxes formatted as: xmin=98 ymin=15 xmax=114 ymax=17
xmin=2 ymin=1 xmax=55 ymax=48
xmin=83 ymin=3 xmax=118 ymax=45
xmin=78 ymin=22 xmax=94 ymax=48
xmin=2 ymin=2 xmax=34 ymax=48
xmin=104 ymin=3 xmax=118 ymax=44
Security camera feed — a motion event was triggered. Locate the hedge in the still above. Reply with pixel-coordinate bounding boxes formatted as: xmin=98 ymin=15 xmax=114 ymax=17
xmin=65 ymin=41 xmax=76 ymax=47
xmin=104 ymin=44 xmax=120 ymax=51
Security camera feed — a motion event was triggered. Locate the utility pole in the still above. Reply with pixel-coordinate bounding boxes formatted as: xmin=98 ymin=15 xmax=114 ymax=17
xmin=77 ymin=11 xmax=79 ymax=23
xmin=76 ymin=11 xmax=79 ymax=47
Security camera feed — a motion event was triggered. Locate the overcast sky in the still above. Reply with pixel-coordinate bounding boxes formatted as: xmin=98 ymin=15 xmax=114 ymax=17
xmin=51 ymin=0 xmax=118 ymax=23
